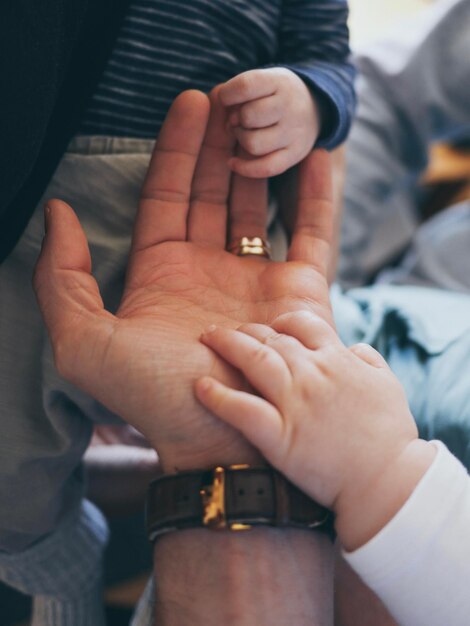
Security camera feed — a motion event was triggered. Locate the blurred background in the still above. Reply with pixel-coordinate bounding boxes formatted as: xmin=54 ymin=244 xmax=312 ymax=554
xmin=349 ymin=0 xmax=432 ymax=46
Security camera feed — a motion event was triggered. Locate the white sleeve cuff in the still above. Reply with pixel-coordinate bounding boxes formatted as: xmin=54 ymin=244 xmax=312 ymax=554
xmin=343 ymin=441 xmax=470 ymax=626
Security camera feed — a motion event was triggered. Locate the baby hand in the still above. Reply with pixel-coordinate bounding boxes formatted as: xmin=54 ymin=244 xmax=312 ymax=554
xmin=196 ymin=312 xmax=435 ymax=549
xmin=218 ymin=68 xmax=321 ymax=177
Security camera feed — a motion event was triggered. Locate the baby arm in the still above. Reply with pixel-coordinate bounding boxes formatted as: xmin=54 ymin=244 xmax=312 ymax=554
xmin=218 ymin=0 xmax=355 ymax=178
xmin=195 ymin=311 xmax=436 ymax=551
xmin=218 ymin=68 xmax=322 ymax=177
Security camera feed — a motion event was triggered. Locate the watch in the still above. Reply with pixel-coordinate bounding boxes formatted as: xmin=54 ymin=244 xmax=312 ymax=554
xmin=146 ymin=464 xmax=334 ymax=542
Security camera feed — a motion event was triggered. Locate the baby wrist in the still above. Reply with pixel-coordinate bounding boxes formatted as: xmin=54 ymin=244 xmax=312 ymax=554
xmin=334 ymin=439 xmax=436 ymax=552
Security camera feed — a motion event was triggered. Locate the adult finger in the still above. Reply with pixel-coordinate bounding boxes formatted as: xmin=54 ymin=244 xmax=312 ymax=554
xmin=187 ymin=86 xmax=236 ymax=247
xmin=33 ymin=200 xmax=114 ymax=390
xmin=200 ymin=326 xmax=291 ymax=405
xmin=287 ymin=149 xmax=333 ymax=274
xmin=132 ymin=90 xmax=210 ymax=252
xmin=228 ymin=146 xmax=268 ymax=243
xmin=219 ymin=69 xmax=277 ymax=106
xmin=195 ymin=376 xmax=284 ymax=462
xmin=271 ymin=311 xmax=340 ymax=351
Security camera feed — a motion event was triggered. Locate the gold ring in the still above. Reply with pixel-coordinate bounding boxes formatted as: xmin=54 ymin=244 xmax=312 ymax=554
xmin=228 ymin=237 xmax=271 ymax=259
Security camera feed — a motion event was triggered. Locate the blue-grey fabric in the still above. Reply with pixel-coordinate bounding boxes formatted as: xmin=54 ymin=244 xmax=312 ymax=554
xmin=375 ymin=201 xmax=470 ymax=292
xmin=332 ymin=285 xmax=470 ymax=469
xmin=339 ymin=0 xmax=470 ymax=287
xmin=0 ymin=500 xmax=108 ymax=626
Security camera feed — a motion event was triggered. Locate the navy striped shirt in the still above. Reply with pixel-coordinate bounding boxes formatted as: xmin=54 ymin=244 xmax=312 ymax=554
xmin=80 ymin=0 xmax=355 ymax=148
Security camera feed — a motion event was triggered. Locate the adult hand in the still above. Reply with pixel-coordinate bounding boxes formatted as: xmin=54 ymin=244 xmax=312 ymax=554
xmin=33 ymin=89 xmax=334 ymax=473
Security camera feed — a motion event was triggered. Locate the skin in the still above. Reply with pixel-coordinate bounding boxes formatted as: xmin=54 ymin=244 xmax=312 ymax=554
xmin=274 ymin=144 xmax=346 ymax=283
xmin=33 ymin=88 xmax=338 ymax=625
xmin=32 ymin=85 xmax=422 ymax=624
xmin=33 ymin=88 xmax=334 ymax=475
xmin=195 ymin=315 xmax=437 ymax=552
xmin=219 ymin=68 xmax=321 ymax=178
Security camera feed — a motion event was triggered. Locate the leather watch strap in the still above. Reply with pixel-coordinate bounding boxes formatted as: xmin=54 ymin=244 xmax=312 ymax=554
xmin=146 ymin=465 xmax=333 ymax=542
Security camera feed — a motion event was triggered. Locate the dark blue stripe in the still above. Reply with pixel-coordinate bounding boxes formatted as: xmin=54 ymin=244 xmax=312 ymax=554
xmin=80 ymin=0 xmax=355 ymax=149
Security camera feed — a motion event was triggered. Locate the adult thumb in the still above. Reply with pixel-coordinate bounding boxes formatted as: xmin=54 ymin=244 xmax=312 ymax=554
xmin=33 ymin=199 xmax=112 ymax=382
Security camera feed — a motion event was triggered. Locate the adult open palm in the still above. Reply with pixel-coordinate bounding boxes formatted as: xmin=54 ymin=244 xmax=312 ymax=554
xmin=34 ymin=90 xmax=334 ymax=472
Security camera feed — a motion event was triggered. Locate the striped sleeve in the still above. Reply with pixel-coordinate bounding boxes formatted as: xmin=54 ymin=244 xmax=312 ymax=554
xmin=278 ymin=0 xmax=356 ymax=149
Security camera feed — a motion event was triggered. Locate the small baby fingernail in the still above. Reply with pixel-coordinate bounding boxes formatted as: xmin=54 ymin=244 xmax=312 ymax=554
xmin=204 ymin=325 xmax=217 ymax=335
xmin=198 ymin=377 xmax=213 ymax=393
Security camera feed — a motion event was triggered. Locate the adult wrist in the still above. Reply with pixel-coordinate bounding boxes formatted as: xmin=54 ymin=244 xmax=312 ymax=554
xmin=335 ymin=439 xmax=437 ymax=552
xmin=157 ymin=436 xmax=265 ymax=475
xmin=153 ymin=525 xmax=334 ymax=626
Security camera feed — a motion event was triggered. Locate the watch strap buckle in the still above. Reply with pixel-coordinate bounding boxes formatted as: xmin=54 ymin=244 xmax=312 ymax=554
xmin=200 ymin=464 xmax=253 ymax=531
xmin=200 ymin=466 xmax=227 ymax=529
xmin=146 ymin=464 xmax=334 ymax=542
